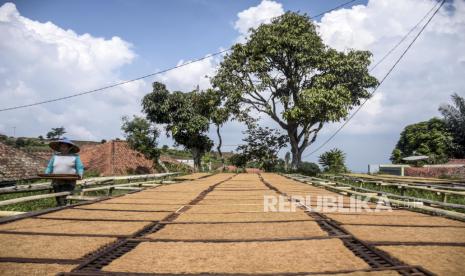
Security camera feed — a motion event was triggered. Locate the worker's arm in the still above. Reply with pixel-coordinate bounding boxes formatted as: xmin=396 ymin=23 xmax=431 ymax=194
xmin=44 ymin=156 xmax=55 ymax=174
xmin=75 ymin=155 xmax=84 ymax=178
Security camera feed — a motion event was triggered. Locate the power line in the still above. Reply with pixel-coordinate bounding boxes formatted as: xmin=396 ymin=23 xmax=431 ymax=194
xmin=303 ymin=0 xmax=445 ymax=158
xmin=0 ymin=0 xmax=358 ymax=113
xmin=0 ymin=50 xmax=229 ymax=112
xmin=369 ymin=0 xmax=440 ymax=72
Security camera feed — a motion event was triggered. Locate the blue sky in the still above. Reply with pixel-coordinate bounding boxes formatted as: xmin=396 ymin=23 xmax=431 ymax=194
xmin=6 ymin=0 xmax=364 ymax=76
xmin=0 ymin=0 xmax=463 ymax=171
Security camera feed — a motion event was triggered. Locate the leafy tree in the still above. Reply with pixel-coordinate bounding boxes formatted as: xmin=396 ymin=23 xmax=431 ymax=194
xmin=318 ymin=148 xmax=347 ymax=173
xmin=202 ymin=89 xmax=231 ymax=169
xmin=14 ymin=137 xmax=26 ymax=148
xmin=212 ymin=12 xmax=378 ymax=169
xmin=296 ymin=161 xmax=321 ymax=176
xmin=121 ymin=115 xmax=160 ymax=163
xmin=142 ymin=82 xmax=214 ymax=172
xmin=439 ymin=93 xmax=465 ymax=158
xmin=162 ymin=145 xmax=169 ymax=151
xmin=237 ymin=124 xmax=288 ymax=171
xmin=46 ymin=127 xmax=66 ymax=140
xmin=390 ymin=118 xmax=453 ymax=164
xmin=228 ymin=153 xmax=248 ymax=168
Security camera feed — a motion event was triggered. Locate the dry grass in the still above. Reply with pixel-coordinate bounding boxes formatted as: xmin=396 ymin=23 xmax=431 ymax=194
xmin=174 ymin=173 xmax=211 ymax=180
xmin=378 ymin=245 xmax=465 ymax=275
xmin=146 ymin=221 xmax=327 ymax=240
xmin=76 ymin=203 xmax=179 ymax=211
xmin=0 ymin=218 xmax=150 ymax=236
xmin=0 ymin=233 xmax=115 ymax=259
xmin=103 ymin=240 xmax=368 ymax=273
xmin=39 ymin=209 xmax=171 ymax=221
xmin=199 ymin=199 xmax=268 ymax=205
xmin=101 ymin=198 xmax=191 ymax=205
xmin=327 ymin=213 xmax=465 ymax=226
xmin=175 ymin=211 xmax=312 ymax=222
xmin=0 ymin=262 xmax=74 ymax=276
xmin=344 ymin=225 xmax=465 ymax=243
xmin=186 ymin=204 xmax=267 ymax=213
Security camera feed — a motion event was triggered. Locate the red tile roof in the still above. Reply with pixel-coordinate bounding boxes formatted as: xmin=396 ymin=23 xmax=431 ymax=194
xmin=0 ymin=142 xmax=48 ymax=183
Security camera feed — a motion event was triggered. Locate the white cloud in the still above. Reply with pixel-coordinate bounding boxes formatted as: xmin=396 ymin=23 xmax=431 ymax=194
xmin=317 ymin=0 xmax=465 ymax=136
xmin=0 ymin=2 xmax=145 ymax=140
xmin=156 ymin=0 xmax=284 ymax=93
xmin=234 ymin=0 xmax=284 ymax=42
xmin=155 ymin=54 xmax=221 ymax=92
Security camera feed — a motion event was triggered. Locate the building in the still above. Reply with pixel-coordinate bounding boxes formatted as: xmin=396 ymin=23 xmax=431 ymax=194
xmin=0 ymin=142 xmax=47 ymax=185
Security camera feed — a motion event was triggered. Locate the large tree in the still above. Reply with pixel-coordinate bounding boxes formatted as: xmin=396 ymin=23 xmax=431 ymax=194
xmin=237 ymin=124 xmax=288 ymax=171
xmin=121 ymin=115 xmax=160 ymax=163
xmin=142 ymin=82 xmax=214 ymax=172
xmin=439 ymin=93 xmax=465 ymax=158
xmin=212 ymin=12 xmax=378 ymax=169
xmin=390 ymin=118 xmax=453 ymax=164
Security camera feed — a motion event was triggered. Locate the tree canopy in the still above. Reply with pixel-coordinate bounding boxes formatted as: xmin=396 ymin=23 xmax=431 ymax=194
xmin=142 ymin=82 xmax=214 ymax=171
xmin=121 ymin=115 xmax=160 ymax=163
xmin=212 ymin=12 xmax=378 ymax=169
xmin=236 ymin=124 xmax=288 ymax=171
xmin=46 ymin=127 xmax=66 ymax=140
xmin=318 ymin=148 xmax=348 ymax=173
xmin=390 ymin=118 xmax=453 ymax=164
xmin=202 ymin=89 xmax=231 ymax=168
xmin=439 ymin=93 xmax=465 ymax=158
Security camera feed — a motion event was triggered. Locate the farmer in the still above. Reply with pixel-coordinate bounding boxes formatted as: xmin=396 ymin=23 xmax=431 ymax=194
xmin=45 ymin=137 xmax=84 ymax=206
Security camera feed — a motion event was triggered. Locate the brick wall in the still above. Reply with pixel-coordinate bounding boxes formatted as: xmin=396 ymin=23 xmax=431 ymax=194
xmin=80 ymin=141 xmax=157 ymax=176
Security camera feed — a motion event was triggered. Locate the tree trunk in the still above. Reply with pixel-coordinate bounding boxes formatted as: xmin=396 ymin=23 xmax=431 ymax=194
xmin=216 ymin=124 xmax=224 ymax=171
xmin=191 ymin=148 xmax=202 ymax=172
xmin=288 ymin=126 xmax=301 ymax=170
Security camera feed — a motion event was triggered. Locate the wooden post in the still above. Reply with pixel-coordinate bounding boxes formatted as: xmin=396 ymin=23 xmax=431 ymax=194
xmin=442 ymin=193 xmax=448 ymax=203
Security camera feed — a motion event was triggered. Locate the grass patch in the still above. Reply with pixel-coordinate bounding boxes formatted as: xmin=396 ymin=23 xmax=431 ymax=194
xmin=0 ymin=190 xmax=57 ymax=212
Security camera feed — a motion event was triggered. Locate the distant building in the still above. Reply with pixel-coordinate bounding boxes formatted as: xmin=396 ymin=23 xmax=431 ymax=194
xmin=0 ymin=142 xmax=47 ymax=185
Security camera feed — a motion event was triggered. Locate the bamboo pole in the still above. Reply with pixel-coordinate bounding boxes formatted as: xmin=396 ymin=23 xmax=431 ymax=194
xmin=286 ymin=175 xmax=465 ymax=221
xmin=0 ymin=192 xmax=71 ymax=207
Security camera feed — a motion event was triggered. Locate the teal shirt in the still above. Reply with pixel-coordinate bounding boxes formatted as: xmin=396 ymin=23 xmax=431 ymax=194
xmin=45 ymin=154 xmax=84 ymax=177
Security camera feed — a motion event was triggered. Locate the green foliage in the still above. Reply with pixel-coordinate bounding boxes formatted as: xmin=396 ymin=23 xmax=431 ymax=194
xmin=237 ymin=124 xmax=288 ymax=171
xmin=212 ymin=12 xmax=378 ymax=168
xmin=46 ymin=127 xmax=66 ymax=140
xmin=84 ymin=170 xmax=100 ymax=178
xmin=0 ymin=135 xmax=47 ymax=149
xmin=142 ymin=82 xmax=214 ymax=171
xmin=318 ymin=148 xmax=348 ymax=173
xmin=202 ymin=89 xmax=231 ymax=168
xmin=228 ymin=153 xmax=248 ymax=168
xmin=296 ymin=161 xmax=321 ymax=176
xmin=121 ymin=115 xmax=160 ymax=163
xmin=439 ymin=93 xmax=465 ymax=158
xmin=390 ymin=118 xmax=453 ymax=164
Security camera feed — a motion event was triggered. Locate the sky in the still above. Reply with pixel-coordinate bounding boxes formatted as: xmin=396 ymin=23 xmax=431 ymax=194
xmin=0 ymin=0 xmax=464 ymax=172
